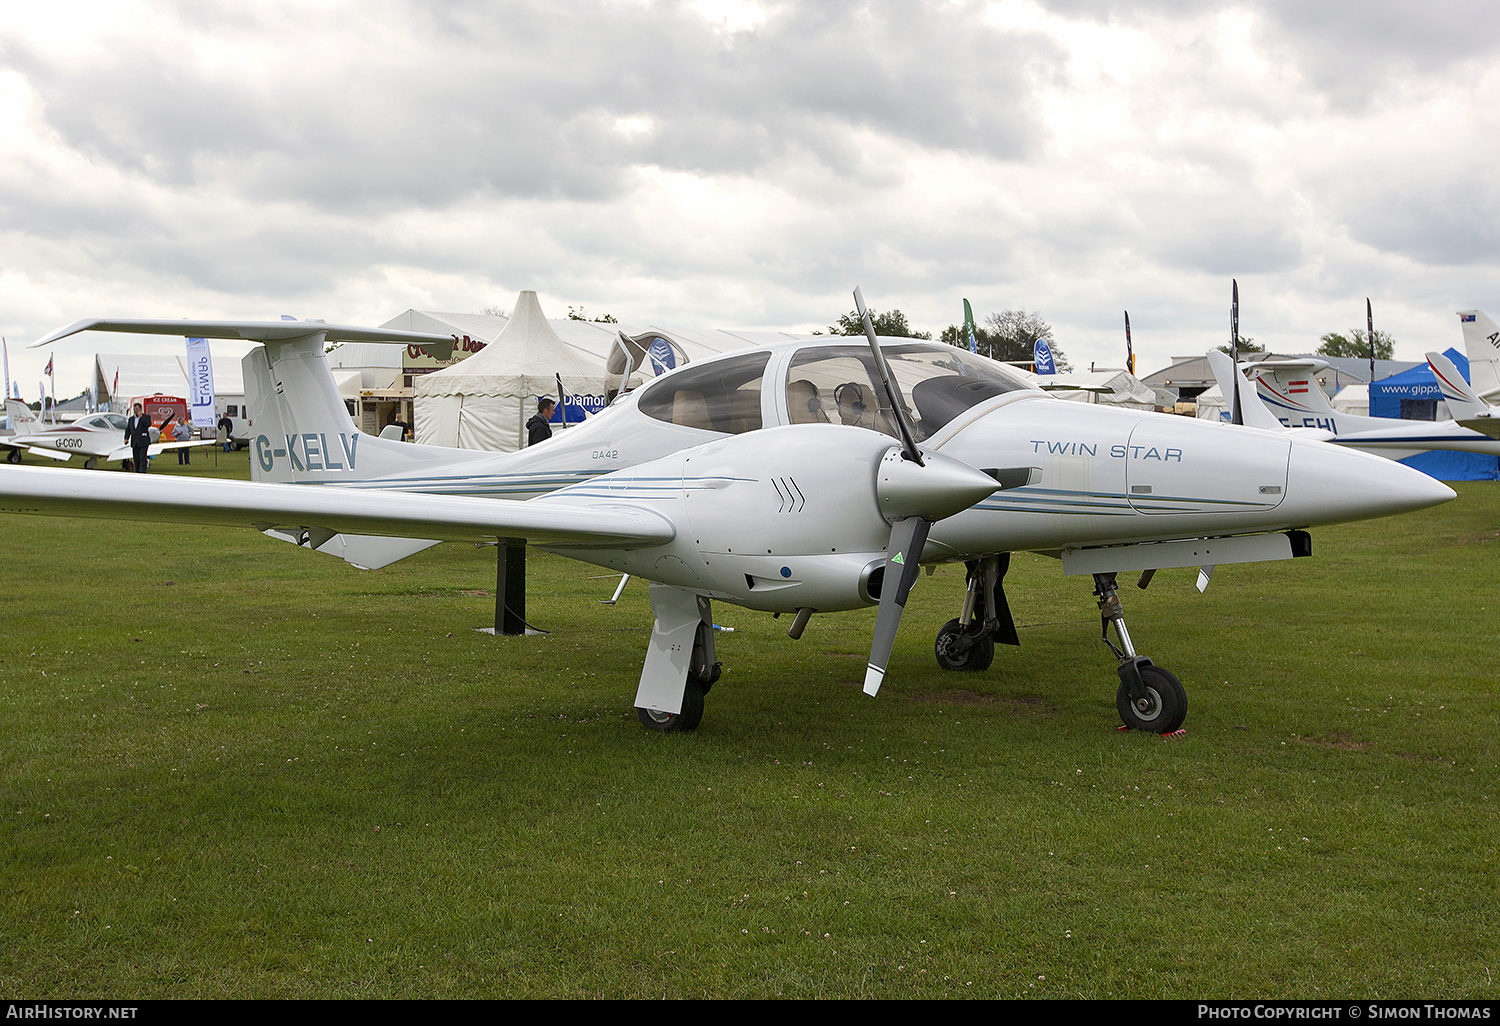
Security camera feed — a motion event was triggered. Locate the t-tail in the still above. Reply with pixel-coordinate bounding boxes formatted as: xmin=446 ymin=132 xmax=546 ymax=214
xmin=1251 ymin=358 xmax=1340 ymax=420
xmin=1457 ymin=310 xmax=1500 ymax=402
xmin=29 ymin=316 xmax=497 ymax=487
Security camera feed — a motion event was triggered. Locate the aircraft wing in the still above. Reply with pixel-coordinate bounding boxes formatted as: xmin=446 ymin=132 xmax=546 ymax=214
xmin=0 ymin=465 xmax=675 ymax=548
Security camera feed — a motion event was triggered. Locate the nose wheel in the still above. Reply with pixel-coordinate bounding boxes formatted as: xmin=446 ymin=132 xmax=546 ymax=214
xmin=1095 ymin=572 xmax=1187 ymax=734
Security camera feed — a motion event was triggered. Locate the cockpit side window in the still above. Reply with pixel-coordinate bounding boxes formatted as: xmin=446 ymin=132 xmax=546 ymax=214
xmin=637 ymin=351 xmax=771 ymax=434
xmin=785 ymin=344 xmax=1034 ymax=440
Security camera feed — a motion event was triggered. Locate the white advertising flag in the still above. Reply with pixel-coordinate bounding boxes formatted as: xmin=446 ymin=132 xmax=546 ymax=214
xmin=186 ymin=337 xmax=216 ymax=428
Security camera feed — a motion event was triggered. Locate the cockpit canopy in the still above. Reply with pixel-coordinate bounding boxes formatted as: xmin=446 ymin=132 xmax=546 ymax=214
xmin=785 ymin=343 xmax=1035 ymax=440
xmin=634 ymin=340 xmax=1035 ymax=441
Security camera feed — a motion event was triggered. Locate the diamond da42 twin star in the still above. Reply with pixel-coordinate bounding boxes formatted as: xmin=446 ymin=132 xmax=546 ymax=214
xmin=5 ymin=293 xmax=1453 ymax=734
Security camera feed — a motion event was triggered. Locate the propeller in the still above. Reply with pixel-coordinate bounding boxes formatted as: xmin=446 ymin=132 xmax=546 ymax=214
xmin=852 ymin=287 xmax=1030 ymax=696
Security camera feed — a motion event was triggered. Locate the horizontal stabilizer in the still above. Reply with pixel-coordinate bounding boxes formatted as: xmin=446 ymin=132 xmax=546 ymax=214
xmin=32 ymin=318 xmax=461 ymax=361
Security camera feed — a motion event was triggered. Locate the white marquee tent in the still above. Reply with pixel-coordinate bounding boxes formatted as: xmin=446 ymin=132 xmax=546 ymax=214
xmin=413 ymin=291 xmax=617 ymax=452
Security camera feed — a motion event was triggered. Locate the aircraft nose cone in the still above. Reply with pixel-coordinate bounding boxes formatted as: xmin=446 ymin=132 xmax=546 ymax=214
xmin=1285 ymin=438 xmax=1455 ymax=525
xmin=875 ymin=446 xmax=1001 ymax=522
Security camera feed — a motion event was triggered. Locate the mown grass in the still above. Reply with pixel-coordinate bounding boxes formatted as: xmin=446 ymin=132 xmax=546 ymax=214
xmin=0 ymin=464 xmax=1495 ymax=998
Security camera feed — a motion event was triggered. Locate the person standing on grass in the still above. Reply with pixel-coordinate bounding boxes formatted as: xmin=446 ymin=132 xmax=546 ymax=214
xmin=174 ymin=418 xmax=192 ymax=464
xmin=124 ymin=403 xmax=151 ymax=473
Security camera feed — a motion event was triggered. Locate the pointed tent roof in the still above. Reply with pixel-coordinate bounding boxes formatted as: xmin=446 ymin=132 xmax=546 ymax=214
xmin=415 ymin=291 xmax=605 ymax=398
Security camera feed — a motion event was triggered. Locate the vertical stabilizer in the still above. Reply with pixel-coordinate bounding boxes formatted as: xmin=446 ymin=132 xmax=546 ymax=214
xmin=244 ymin=333 xmax=492 ymax=484
xmin=1457 ymin=311 xmax=1500 ymax=402
xmin=1427 ymin=351 xmax=1489 ymax=420
xmin=1206 ymin=351 xmax=1284 ymax=432
xmin=1253 ymin=360 xmax=1339 ymax=420
xmin=6 ymin=398 xmax=40 ymax=431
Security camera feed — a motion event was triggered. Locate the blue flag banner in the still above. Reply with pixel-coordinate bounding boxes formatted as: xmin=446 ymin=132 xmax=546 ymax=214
xmin=1033 ymin=338 xmax=1056 ymax=375
xmin=646 ymin=337 xmax=676 ymax=375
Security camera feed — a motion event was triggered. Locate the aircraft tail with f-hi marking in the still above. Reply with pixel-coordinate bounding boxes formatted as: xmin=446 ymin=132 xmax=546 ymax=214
xmin=1250 ymin=358 xmax=1341 ymax=426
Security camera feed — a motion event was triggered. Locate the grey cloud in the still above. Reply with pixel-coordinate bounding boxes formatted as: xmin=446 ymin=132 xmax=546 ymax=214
xmin=4 ymin=1 xmax=1056 ymax=217
xmin=1039 ymin=0 xmax=1500 ymax=111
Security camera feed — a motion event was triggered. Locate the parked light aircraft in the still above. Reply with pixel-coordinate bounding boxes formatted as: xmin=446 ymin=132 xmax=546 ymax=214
xmin=1246 ymin=358 xmax=1500 ymax=461
xmin=4 ymin=296 xmax=1454 ymax=735
xmin=1 ymin=398 xmax=209 ymax=469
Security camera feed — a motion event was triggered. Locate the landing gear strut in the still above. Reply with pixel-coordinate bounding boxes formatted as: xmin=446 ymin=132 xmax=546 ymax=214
xmin=933 ymin=554 xmax=1019 ymax=673
xmin=635 ymin=585 xmax=722 ymax=733
xmin=1093 ymin=572 xmax=1186 ymax=733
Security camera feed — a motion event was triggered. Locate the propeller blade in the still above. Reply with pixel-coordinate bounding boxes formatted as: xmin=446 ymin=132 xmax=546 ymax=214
xmin=853 ymin=286 xmax=923 ymax=465
xmin=863 ymin=516 xmax=929 ymax=696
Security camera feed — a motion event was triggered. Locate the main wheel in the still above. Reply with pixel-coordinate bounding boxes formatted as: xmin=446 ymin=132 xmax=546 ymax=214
xmin=6 ymin=449 xmax=20 ymax=464
xmin=636 ymin=680 xmax=706 ymax=733
xmin=934 ymin=619 xmax=995 ymax=672
xmin=1115 ymin=665 xmax=1187 ymax=733
xmin=83 ymin=456 xmax=98 ymax=470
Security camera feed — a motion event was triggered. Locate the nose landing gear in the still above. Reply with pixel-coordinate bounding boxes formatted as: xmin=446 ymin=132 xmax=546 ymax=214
xmin=1094 ymin=572 xmax=1186 ymax=734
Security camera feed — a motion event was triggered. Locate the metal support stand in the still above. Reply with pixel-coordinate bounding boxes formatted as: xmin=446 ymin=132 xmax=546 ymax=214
xmin=495 ymin=537 xmax=527 ymax=636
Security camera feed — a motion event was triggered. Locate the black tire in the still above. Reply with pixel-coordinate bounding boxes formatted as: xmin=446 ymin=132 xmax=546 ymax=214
xmin=934 ymin=618 xmax=995 ymax=672
xmin=83 ymin=457 xmax=98 ymax=470
xmin=1116 ymin=665 xmax=1187 ymax=733
xmin=636 ymin=680 xmax=706 ymax=733
xmin=6 ymin=449 xmax=20 ymax=464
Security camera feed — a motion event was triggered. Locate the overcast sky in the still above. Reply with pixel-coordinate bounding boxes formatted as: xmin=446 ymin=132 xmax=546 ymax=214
xmin=4 ymin=0 xmax=1499 ymax=397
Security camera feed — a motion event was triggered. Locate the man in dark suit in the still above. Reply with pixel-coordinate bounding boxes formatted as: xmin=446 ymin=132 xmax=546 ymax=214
xmin=124 ymin=403 xmax=152 ymax=472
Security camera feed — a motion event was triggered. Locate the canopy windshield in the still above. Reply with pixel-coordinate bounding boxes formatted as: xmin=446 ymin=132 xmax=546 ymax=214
xmin=785 ymin=343 xmax=1035 ymax=441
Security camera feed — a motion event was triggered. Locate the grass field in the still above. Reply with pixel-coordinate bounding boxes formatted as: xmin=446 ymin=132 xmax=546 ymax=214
xmin=0 ymin=455 xmax=1495 ymax=998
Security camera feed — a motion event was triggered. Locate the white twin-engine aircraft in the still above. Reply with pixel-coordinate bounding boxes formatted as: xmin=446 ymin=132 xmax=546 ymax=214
xmin=4 ymin=292 xmax=1453 ymax=735
xmin=2 ymin=398 xmax=211 ymax=468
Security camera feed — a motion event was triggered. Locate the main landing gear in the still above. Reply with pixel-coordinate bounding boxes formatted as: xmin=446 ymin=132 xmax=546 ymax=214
xmin=933 ymin=554 xmax=1020 ymax=673
xmin=634 ymin=584 xmax=722 ymax=733
xmin=930 ymin=558 xmax=1188 ymax=734
xmin=1093 ymin=572 xmax=1186 ymax=733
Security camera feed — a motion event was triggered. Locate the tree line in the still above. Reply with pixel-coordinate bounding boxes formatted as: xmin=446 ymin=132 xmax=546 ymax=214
xmin=823 ymin=308 xmax=1070 ymax=370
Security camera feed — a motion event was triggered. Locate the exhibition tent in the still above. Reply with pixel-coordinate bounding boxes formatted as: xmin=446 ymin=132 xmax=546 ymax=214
xmin=413 ymin=291 xmax=615 ymax=452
